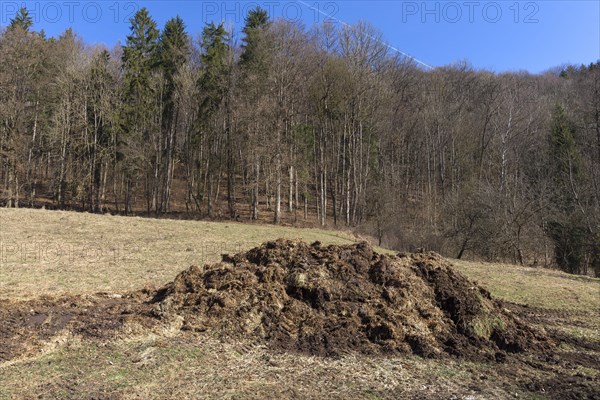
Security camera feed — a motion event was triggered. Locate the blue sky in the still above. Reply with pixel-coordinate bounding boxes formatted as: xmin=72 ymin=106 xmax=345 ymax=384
xmin=1 ymin=1 xmax=598 ymax=73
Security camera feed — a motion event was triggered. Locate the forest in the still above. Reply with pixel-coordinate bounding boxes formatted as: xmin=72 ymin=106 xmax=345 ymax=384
xmin=1 ymin=7 xmax=598 ymax=276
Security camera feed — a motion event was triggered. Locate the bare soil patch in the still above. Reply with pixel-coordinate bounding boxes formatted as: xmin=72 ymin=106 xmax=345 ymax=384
xmin=0 ymin=293 xmax=155 ymax=362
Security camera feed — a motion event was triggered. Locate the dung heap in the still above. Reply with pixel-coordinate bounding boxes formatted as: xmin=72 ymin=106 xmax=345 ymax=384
xmin=152 ymin=240 xmax=549 ymax=358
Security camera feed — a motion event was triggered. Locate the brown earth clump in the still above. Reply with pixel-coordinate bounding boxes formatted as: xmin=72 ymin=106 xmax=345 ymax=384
xmin=0 ymin=293 xmax=154 ymax=362
xmin=151 ymin=239 xmax=549 ymax=358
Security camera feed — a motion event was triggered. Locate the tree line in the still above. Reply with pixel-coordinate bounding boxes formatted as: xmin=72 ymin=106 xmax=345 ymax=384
xmin=1 ymin=7 xmax=598 ymax=276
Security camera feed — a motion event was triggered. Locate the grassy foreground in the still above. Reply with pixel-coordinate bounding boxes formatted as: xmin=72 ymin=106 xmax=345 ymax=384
xmin=0 ymin=208 xmax=598 ymax=399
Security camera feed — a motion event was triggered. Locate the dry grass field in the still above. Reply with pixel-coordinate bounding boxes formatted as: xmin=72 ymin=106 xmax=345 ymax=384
xmin=0 ymin=208 xmax=598 ymax=399
xmin=0 ymin=208 xmax=359 ymax=301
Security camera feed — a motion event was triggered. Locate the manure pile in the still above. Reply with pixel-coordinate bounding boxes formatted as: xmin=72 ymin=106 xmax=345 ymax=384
xmin=151 ymin=240 xmax=548 ymax=358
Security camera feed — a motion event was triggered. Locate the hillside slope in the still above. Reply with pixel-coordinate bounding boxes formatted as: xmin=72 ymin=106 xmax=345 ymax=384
xmin=0 ymin=209 xmax=598 ymax=399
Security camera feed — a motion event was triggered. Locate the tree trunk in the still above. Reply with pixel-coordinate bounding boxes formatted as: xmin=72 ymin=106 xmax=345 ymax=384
xmin=288 ymin=165 xmax=294 ymax=213
xmin=252 ymin=160 xmax=259 ymax=220
xmin=275 ymin=155 xmax=281 ymax=224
